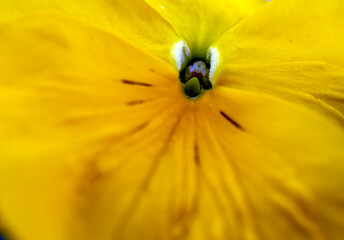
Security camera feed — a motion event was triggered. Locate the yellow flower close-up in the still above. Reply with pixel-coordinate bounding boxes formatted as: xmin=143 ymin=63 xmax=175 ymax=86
xmin=0 ymin=0 xmax=344 ymax=239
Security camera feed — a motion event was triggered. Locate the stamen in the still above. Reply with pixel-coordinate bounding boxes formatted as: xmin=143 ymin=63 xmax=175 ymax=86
xmin=207 ymin=47 xmax=220 ymax=85
xmin=171 ymin=40 xmax=191 ymax=71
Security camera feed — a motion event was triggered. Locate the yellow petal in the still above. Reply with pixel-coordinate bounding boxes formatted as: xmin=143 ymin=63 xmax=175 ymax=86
xmin=189 ymin=87 xmax=344 ymax=240
xmin=0 ymin=0 xmax=181 ymax=63
xmin=1 ymin=3 xmax=344 ymax=240
xmin=0 ymin=15 xmax=188 ymax=240
xmin=146 ymin=0 xmax=266 ymax=58
xmin=214 ymin=0 xmax=344 ymax=125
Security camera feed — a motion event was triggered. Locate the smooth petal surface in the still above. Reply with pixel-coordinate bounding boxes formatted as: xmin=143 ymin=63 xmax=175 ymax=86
xmin=214 ymin=0 xmax=344 ymax=125
xmin=1 ymin=14 xmax=344 ymax=240
xmin=0 ymin=0 xmax=181 ymax=63
xmin=146 ymin=0 xmax=266 ymax=58
xmin=191 ymin=87 xmax=344 ymax=240
xmin=0 ymin=15 xmax=187 ymax=240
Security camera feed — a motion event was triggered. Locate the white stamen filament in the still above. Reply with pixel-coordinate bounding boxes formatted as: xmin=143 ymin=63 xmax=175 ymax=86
xmin=206 ymin=47 xmax=220 ymax=85
xmin=171 ymin=40 xmax=191 ymax=71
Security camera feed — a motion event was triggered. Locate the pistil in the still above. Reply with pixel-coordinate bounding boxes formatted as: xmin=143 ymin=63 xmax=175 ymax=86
xmin=180 ymin=59 xmax=211 ymax=98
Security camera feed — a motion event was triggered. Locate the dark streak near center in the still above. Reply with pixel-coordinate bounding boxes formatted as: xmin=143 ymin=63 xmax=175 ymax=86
xmin=122 ymin=79 xmax=152 ymax=87
xmin=126 ymin=100 xmax=145 ymax=106
xmin=194 ymin=143 xmax=200 ymax=166
xmin=220 ymin=111 xmax=244 ymax=130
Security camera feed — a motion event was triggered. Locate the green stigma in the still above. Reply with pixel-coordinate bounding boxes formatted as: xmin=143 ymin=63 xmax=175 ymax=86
xmin=184 ymin=77 xmax=201 ymax=97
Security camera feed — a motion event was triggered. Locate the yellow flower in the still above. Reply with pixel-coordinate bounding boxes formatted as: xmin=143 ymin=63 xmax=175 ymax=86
xmin=0 ymin=0 xmax=344 ymax=240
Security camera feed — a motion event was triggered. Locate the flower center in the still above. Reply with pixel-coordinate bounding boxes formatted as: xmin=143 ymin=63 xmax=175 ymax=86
xmin=180 ymin=59 xmax=211 ymax=98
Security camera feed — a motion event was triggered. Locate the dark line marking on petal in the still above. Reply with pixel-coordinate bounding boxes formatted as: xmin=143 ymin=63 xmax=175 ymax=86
xmin=194 ymin=142 xmax=200 ymax=166
xmin=133 ymin=121 xmax=150 ymax=132
xmin=122 ymin=79 xmax=152 ymax=87
xmin=113 ymin=113 xmax=184 ymax=239
xmin=126 ymin=100 xmax=145 ymax=106
xmin=220 ymin=111 xmax=244 ymax=130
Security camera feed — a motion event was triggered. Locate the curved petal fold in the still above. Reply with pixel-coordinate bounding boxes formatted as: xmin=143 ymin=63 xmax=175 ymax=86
xmin=214 ymin=0 xmax=344 ymax=124
xmin=146 ymin=0 xmax=266 ymax=58
xmin=0 ymin=0 xmax=181 ymax=63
